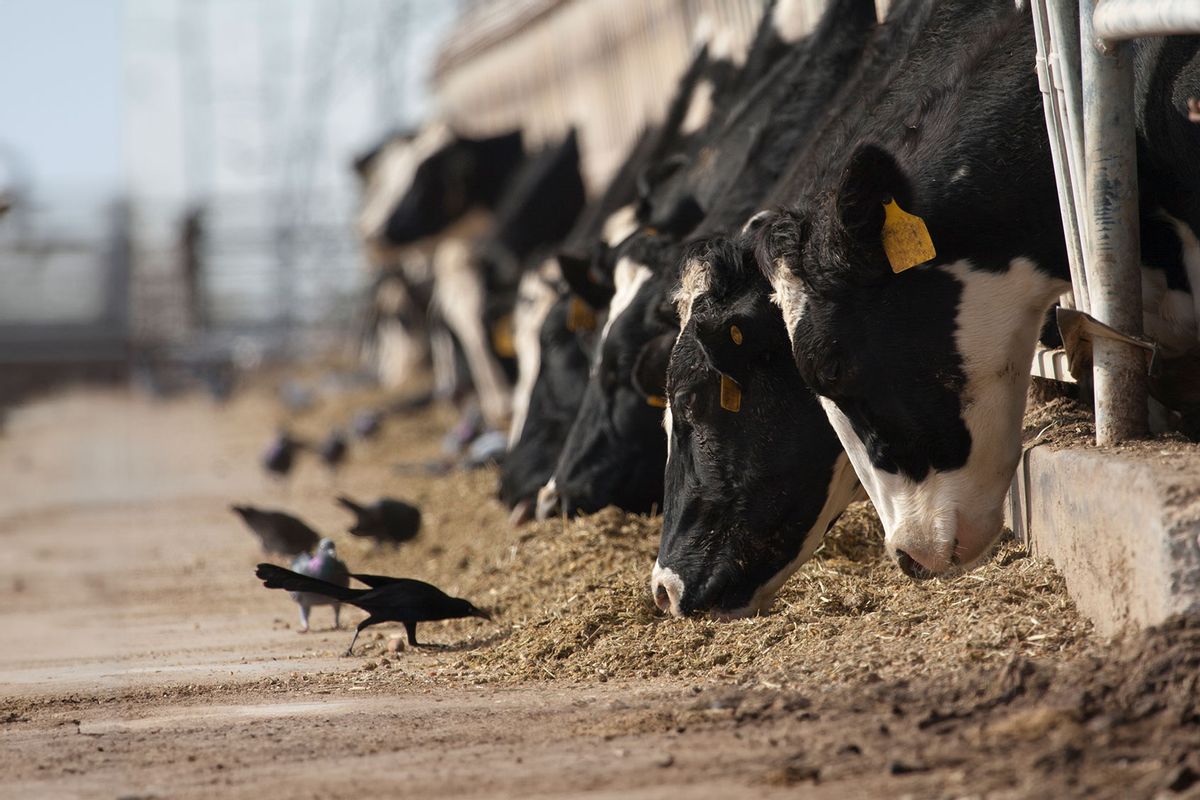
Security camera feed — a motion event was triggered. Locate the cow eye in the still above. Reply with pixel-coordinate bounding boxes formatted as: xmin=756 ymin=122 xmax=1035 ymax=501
xmin=818 ymin=359 xmax=840 ymax=387
xmin=672 ymin=389 xmax=696 ymax=416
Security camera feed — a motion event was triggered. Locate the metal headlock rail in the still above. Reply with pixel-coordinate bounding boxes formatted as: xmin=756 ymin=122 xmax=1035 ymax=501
xmin=1029 ymin=0 xmax=1200 ymax=445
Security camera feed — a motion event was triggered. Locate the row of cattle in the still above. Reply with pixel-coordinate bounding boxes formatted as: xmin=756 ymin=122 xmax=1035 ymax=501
xmin=354 ymin=0 xmax=1200 ymax=618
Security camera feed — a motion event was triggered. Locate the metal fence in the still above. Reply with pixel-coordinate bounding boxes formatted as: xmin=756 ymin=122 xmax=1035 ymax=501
xmin=0 ymin=187 xmax=367 ymax=400
xmin=0 ymin=197 xmax=130 ymax=367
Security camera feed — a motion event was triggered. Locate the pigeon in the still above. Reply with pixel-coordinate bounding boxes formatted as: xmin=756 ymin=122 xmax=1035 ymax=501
xmin=352 ymin=408 xmax=384 ymax=440
xmin=262 ymin=431 xmax=303 ymax=477
xmin=254 ymin=564 xmax=492 ymax=655
xmin=287 ymin=538 xmax=350 ymax=632
xmin=318 ymin=430 xmax=348 ymax=471
xmin=231 ymin=505 xmax=320 ymax=557
xmin=336 ymin=495 xmax=421 ymax=545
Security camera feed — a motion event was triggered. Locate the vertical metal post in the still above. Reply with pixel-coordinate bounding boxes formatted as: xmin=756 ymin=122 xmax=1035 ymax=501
xmin=1031 ymin=0 xmax=1091 ymax=313
xmin=1080 ymin=0 xmax=1147 ymax=443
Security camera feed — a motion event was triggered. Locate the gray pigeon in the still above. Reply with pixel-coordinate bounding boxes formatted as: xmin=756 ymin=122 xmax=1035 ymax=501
xmin=287 ymin=538 xmax=351 ymax=633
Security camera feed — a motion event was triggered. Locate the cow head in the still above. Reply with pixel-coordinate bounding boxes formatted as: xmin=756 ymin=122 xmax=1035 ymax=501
xmin=364 ymin=126 xmax=523 ymax=247
xmin=542 ymin=236 xmax=678 ymax=518
xmin=500 ymin=275 xmax=602 ymax=524
xmin=651 ymin=235 xmax=857 ymax=617
xmin=759 ymin=144 xmax=1067 ymax=579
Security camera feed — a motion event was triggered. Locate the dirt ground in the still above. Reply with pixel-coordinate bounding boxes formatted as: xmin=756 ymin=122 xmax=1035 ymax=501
xmin=2 ymin=378 xmax=1199 ymax=799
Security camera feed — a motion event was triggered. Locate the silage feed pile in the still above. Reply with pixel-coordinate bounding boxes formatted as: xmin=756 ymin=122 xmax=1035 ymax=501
xmin=270 ymin=380 xmax=1095 ymax=690
xmin=338 ymin=493 xmax=1092 ymax=688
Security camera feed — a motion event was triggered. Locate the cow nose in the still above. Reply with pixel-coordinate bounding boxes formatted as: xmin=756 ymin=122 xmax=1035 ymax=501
xmin=650 ymin=561 xmax=685 ymax=617
xmin=534 ymin=479 xmax=560 ymax=521
xmin=895 ymin=549 xmax=939 ymax=581
xmin=654 ymin=583 xmax=671 ymax=612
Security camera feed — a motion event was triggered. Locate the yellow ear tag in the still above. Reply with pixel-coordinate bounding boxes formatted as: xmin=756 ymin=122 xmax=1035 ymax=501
xmin=719 ymin=374 xmax=741 ymax=413
xmin=567 ymin=297 xmax=596 ymax=332
xmin=646 ymin=395 xmax=667 ymax=408
xmin=730 ymin=324 xmax=743 ymax=345
xmin=491 ymin=314 xmax=516 ymax=358
xmin=881 ymin=198 xmax=936 ymax=273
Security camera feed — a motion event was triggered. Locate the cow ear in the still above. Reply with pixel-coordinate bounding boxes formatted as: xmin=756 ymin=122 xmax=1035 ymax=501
xmin=631 ymin=332 xmax=677 ymax=403
xmin=835 ymin=144 xmax=910 ymax=260
xmin=654 ymin=194 xmax=706 ymax=239
xmin=558 ymin=252 xmax=613 ymax=310
xmin=636 ymin=154 xmax=690 ymax=204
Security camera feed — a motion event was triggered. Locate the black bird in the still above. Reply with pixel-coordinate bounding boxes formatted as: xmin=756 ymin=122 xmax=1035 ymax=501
xmin=254 ymin=564 xmax=492 ymax=655
xmin=318 ymin=430 xmax=348 ymax=471
xmin=262 ymin=431 xmax=303 ymax=477
xmin=232 ymin=505 xmax=321 ymax=557
xmin=336 ymin=495 xmax=422 ymax=545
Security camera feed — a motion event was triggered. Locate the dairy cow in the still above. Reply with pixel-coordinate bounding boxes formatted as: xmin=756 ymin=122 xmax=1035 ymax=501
xmin=499 ymin=31 xmax=746 ymax=522
xmin=536 ymin=0 xmax=879 ymax=522
xmin=647 ymin=0 xmax=1011 ymax=614
xmin=758 ymin=4 xmax=1199 ymax=579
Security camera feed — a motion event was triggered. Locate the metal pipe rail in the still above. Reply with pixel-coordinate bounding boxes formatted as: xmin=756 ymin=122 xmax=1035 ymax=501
xmin=1080 ymin=0 xmax=1149 ymax=443
xmin=1094 ymin=0 xmax=1200 ymax=40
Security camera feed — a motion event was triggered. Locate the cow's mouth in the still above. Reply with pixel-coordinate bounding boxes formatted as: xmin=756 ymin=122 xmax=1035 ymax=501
xmin=895 ymin=539 xmax=961 ymax=581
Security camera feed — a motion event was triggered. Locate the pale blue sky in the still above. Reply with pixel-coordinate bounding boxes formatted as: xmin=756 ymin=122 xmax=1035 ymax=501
xmin=0 ymin=0 xmax=122 ymax=196
xmin=0 ymin=0 xmax=453 ymax=209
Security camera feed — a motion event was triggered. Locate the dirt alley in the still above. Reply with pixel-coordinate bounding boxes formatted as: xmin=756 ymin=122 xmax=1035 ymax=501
xmin=2 ymin=384 xmax=1198 ymax=799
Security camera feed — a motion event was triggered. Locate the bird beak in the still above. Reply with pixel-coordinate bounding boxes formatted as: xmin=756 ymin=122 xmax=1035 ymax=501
xmin=473 ymin=607 xmax=493 ymax=622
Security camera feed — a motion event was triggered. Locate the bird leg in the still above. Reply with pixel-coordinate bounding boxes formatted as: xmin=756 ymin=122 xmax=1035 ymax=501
xmin=332 ymin=603 xmax=341 ymax=630
xmin=403 ymin=621 xmax=446 ymax=649
xmin=297 ymin=604 xmax=310 ymax=634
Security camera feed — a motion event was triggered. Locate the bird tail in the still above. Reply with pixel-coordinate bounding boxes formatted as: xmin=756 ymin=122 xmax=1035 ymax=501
xmin=255 ymin=564 xmax=362 ymax=603
xmin=336 ymin=496 xmax=365 ymax=516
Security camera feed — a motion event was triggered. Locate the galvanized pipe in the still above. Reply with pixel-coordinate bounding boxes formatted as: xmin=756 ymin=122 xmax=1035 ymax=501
xmin=1080 ymin=0 xmax=1147 ymax=443
xmin=1094 ymin=0 xmax=1200 ymax=40
xmin=1031 ymin=0 xmax=1091 ymax=313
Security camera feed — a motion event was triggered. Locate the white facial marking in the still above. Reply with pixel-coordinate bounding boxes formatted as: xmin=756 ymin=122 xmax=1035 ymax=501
xmin=507 ymin=260 xmax=561 ymax=447
xmin=650 ymin=560 xmax=686 ymax=617
xmin=601 ymin=204 xmax=639 ymax=247
xmin=673 ymin=258 xmax=712 ymax=329
xmin=768 ymin=259 xmax=809 ymax=340
xmin=534 ymin=477 xmax=559 ymax=521
xmin=680 ymin=78 xmax=716 ymax=136
xmin=356 ymin=123 xmax=453 ymax=240
xmin=663 ymin=402 xmax=674 ymax=460
xmin=599 ymin=258 xmax=653 ymax=351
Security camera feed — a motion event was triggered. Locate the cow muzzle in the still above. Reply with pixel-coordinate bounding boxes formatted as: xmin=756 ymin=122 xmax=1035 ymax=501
xmin=534 ymin=478 xmax=561 ymax=521
xmin=888 ymin=507 xmax=1003 ymax=578
xmin=650 ymin=561 xmax=685 ymax=617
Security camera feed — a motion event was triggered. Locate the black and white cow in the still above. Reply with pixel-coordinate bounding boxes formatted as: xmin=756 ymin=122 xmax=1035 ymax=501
xmin=538 ymin=233 xmax=682 ymax=519
xmin=376 ymin=127 xmax=526 ymax=248
xmin=358 ymin=125 xmax=585 ymax=428
xmin=499 ymin=29 xmax=748 ymax=523
xmin=757 ymin=4 xmax=1199 ymax=580
xmin=646 ymin=0 xmax=890 ymax=617
xmin=533 ymin=0 xmax=878 ymax=522
xmin=500 ymin=284 xmax=601 ymax=522
xmin=651 ymin=237 xmax=860 ymax=617
xmin=498 ymin=129 xmax=657 ymax=521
